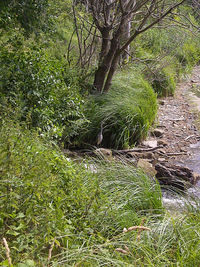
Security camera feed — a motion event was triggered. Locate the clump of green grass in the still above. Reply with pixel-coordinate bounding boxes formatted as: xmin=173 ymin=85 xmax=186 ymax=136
xmin=82 ymin=69 xmax=157 ymax=149
xmin=87 ymin=158 xmax=163 ymax=237
xmin=50 ymin=203 xmax=200 ymax=266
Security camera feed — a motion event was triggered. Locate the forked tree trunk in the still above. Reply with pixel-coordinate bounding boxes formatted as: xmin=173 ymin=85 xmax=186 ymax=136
xmin=104 ymin=51 xmax=120 ymax=92
xmin=93 ymin=63 xmax=110 ymax=92
xmin=93 ymin=38 xmax=118 ymax=92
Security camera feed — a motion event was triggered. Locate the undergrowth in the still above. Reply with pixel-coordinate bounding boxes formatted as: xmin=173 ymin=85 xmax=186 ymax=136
xmin=1 ymin=118 xmax=200 ymax=266
xmin=1 ymin=2 xmax=200 ymax=266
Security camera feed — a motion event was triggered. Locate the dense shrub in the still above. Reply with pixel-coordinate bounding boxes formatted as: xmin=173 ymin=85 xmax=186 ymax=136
xmin=176 ymin=38 xmax=200 ymax=69
xmin=0 ymin=119 xmax=163 ymax=265
xmin=82 ymin=70 xmax=157 ymax=149
xmin=0 ymin=43 xmax=87 ymax=143
xmin=0 ymin=0 xmax=49 ymax=34
xmin=144 ymin=56 xmax=180 ymax=97
xmin=0 ymin=119 xmax=99 ymax=264
xmin=132 ymin=27 xmax=200 ymax=97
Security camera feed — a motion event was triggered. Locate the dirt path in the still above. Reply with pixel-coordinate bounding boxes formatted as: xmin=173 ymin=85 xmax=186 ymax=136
xmin=155 ymin=66 xmax=200 ymax=168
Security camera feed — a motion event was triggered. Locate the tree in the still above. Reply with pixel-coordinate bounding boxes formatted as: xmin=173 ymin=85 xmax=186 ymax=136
xmin=74 ymin=0 xmax=187 ymax=93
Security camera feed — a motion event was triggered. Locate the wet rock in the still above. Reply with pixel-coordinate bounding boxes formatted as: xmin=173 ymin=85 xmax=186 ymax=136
xmin=152 ymin=128 xmax=165 ymax=138
xmin=155 ymin=163 xmax=195 ymax=190
xmin=137 ymin=159 xmax=157 ymax=177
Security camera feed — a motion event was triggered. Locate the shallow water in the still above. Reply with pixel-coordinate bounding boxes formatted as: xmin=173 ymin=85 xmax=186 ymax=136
xmin=163 ymin=77 xmax=200 ymax=208
xmin=184 ymin=142 xmax=200 ymax=174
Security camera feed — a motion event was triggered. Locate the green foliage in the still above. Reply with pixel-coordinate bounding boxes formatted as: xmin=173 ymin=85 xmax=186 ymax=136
xmin=0 ymin=119 xmax=163 ymax=265
xmin=0 ymin=120 xmax=72 ymax=260
xmin=136 ymin=27 xmax=184 ymax=56
xmin=153 ymin=66 xmax=176 ymax=96
xmin=82 ymin=70 xmax=157 ymax=148
xmin=45 ymin=0 xmax=79 ymax=62
xmin=0 ymin=119 xmax=99 ymax=264
xmin=1 ymin=1 xmax=200 ymax=266
xmin=145 ymin=56 xmax=179 ymax=97
xmin=0 ymin=0 xmax=50 ymax=35
xmin=0 ymin=42 xmax=87 ymax=143
xmin=132 ymin=25 xmax=200 ymax=97
xmin=177 ymin=38 xmax=200 ymax=70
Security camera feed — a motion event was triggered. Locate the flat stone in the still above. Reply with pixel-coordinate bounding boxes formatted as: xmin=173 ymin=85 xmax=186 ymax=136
xmin=142 ymin=140 xmax=158 ymax=148
xmin=158 ymin=158 xmax=166 ymax=162
xmin=137 ymin=159 xmax=157 ymax=177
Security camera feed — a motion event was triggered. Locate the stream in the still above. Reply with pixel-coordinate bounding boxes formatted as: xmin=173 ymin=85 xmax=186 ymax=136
xmin=163 ymin=71 xmax=200 ymax=209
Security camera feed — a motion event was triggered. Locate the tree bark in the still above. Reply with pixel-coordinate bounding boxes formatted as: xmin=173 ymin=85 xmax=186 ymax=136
xmin=99 ymin=28 xmax=111 ymax=64
xmin=93 ymin=38 xmax=118 ymax=92
xmin=122 ymin=20 xmax=131 ymax=63
xmin=104 ymin=50 xmax=120 ymax=92
xmin=93 ymin=63 xmax=110 ymax=92
xmin=93 ymin=14 xmax=129 ymax=92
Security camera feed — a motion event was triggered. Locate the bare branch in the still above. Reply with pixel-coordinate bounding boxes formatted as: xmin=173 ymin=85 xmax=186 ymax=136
xmin=120 ymin=0 xmax=187 ymax=53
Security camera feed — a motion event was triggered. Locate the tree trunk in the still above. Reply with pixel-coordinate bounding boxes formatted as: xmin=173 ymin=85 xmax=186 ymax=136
xmin=122 ymin=20 xmax=131 ymax=63
xmin=103 ymin=51 xmax=120 ymax=92
xmin=93 ymin=63 xmax=110 ymax=92
xmin=99 ymin=28 xmax=110 ymax=64
xmin=93 ymin=38 xmax=118 ymax=92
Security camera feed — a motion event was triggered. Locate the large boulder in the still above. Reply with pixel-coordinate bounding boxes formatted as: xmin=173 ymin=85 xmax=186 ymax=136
xmin=137 ymin=159 xmax=157 ymax=177
xmin=155 ymin=163 xmax=196 ymax=190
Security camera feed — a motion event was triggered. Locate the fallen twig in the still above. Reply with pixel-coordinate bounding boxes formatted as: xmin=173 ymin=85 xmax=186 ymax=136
xmin=47 ymin=239 xmax=55 ymax=265
xmin=3 ymin=238 xmax=12 ymax=266
xmin=115 ymin=248 xmax=129 ymax=255
xmin=185 ymin=135 xmax=195 ymax=141
xmin=123 ymin=226 xmax=151 ymax=233
xmin=166 ymin=152 xmax=187 ymax=156
xmin=112 ymin=146 xmax=163 ymax=154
